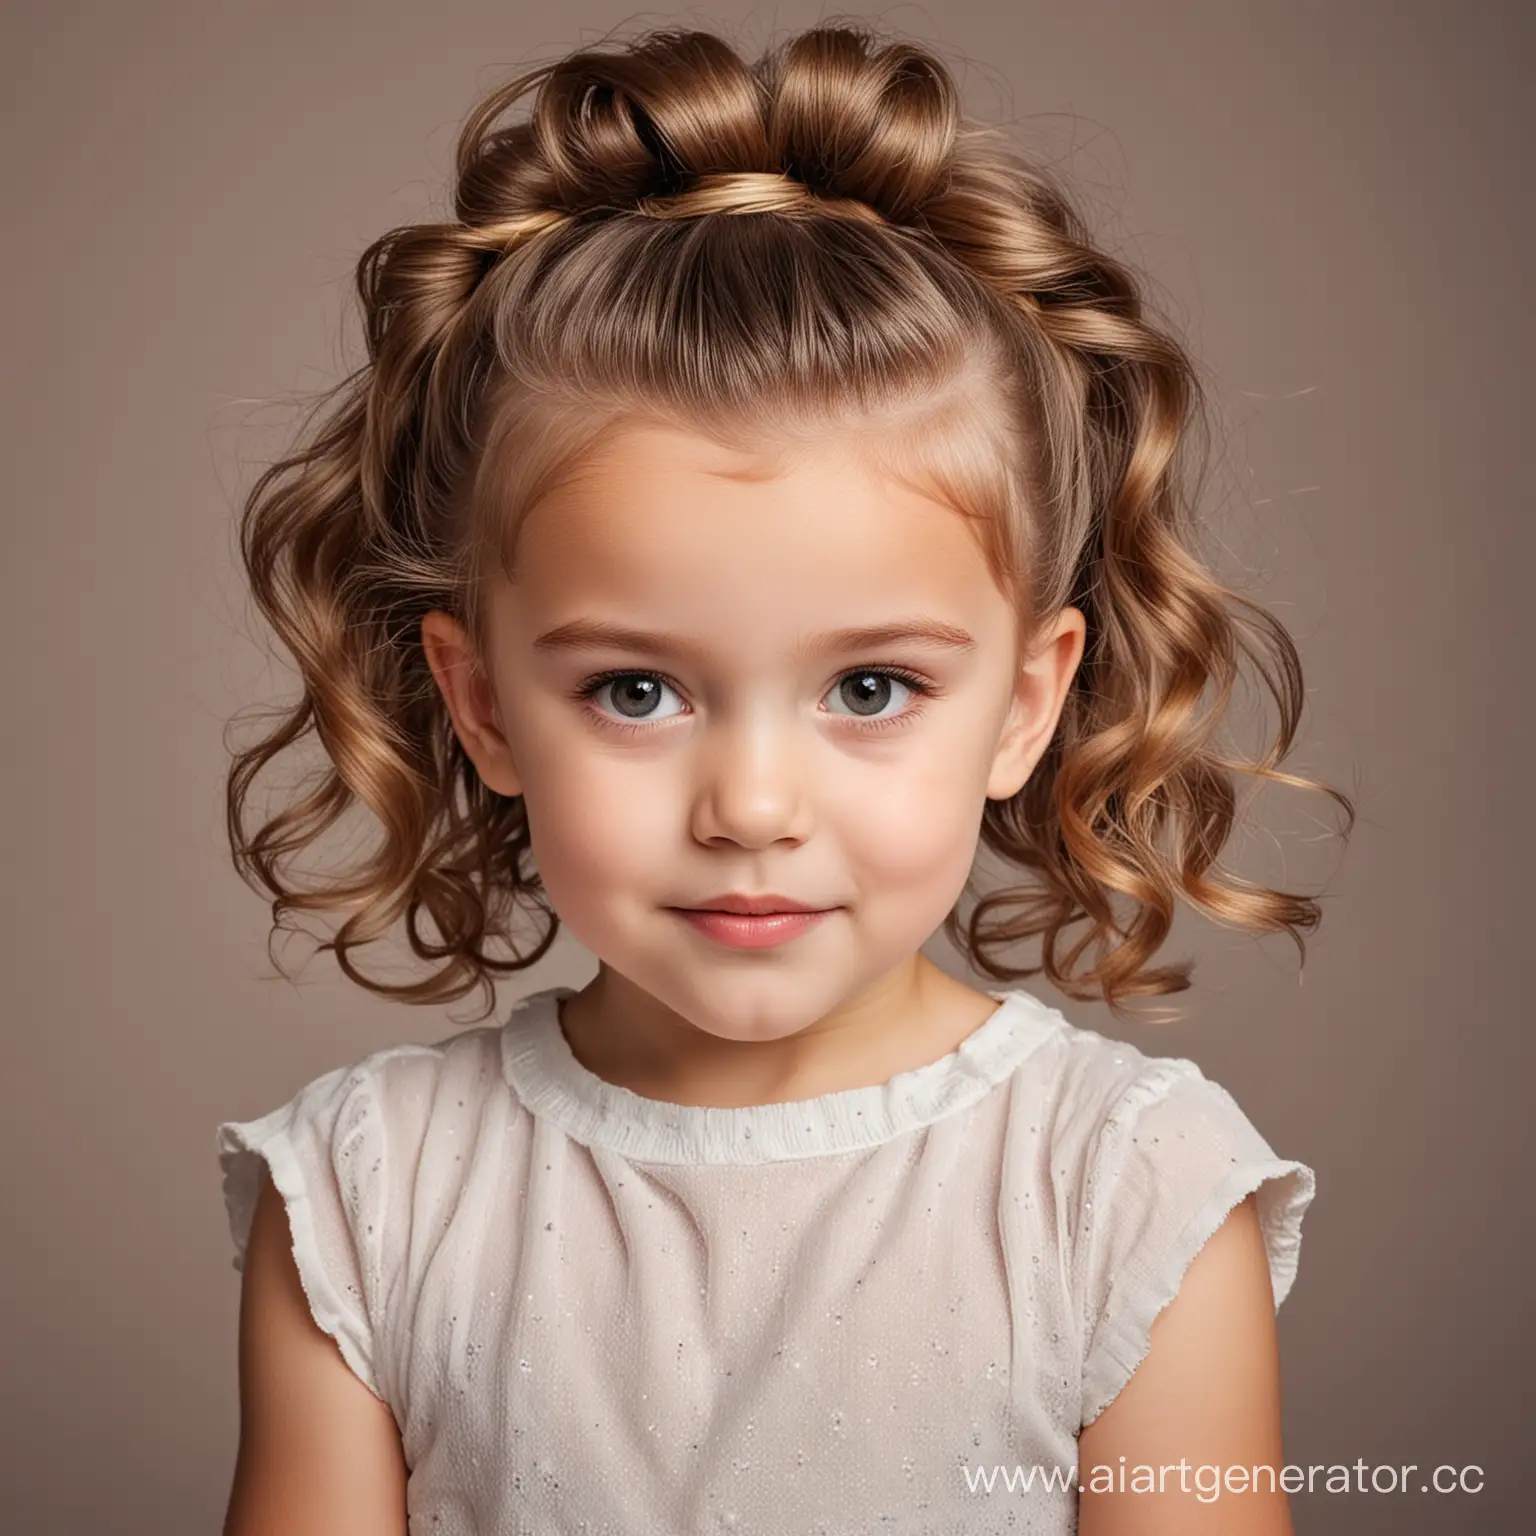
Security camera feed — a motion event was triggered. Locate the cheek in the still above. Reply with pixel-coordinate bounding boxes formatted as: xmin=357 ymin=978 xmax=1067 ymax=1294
xmin=831 ymin=748 xmax=989 ymax=891
xmin=518 ymin=753 xmax=675 ymax=916
xmin=497 ymin=696 xmax=647 ymax=898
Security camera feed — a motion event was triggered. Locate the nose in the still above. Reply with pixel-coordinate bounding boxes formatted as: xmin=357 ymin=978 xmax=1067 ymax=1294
xmin=689 ymin=712 xmax=814 ymax=849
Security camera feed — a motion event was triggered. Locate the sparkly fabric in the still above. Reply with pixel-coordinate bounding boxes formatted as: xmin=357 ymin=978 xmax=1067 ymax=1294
xmin=215 ymin=985 xmax=1313 ymax=1533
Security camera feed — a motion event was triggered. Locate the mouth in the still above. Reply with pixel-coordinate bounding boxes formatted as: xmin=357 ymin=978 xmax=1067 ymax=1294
xmin=676 ymin=893 xmax=834 ymax=916
xmin=667 ymin=906 xmax=837 ymax=950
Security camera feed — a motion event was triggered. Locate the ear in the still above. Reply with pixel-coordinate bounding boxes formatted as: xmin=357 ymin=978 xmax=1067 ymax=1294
xmin=419 ymin=610 xmax=523 ymax=798
xmin=985 ymin=606 xmax=1087 ymax=801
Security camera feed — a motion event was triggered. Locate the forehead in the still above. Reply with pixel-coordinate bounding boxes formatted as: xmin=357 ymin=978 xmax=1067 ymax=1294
xmin=499 ymin=424 xmax=1002 ymax=638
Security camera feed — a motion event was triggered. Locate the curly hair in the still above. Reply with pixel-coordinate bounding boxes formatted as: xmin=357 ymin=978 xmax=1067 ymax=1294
xmin=226 ymin=21 xmax=1355 ymax=1021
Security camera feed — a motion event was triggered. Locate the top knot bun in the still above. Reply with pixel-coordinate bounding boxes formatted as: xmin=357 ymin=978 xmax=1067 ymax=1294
xmin=454 ymin=25 xmax=960 ymax=232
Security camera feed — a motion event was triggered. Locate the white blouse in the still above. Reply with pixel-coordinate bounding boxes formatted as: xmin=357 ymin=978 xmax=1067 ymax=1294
xmin=215 ymin=985 xmax=1314 ymax=1533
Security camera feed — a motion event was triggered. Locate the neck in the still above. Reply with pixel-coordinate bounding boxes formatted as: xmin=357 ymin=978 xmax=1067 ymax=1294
xmin=555 ymin=954 xmax=1002 ymax=1108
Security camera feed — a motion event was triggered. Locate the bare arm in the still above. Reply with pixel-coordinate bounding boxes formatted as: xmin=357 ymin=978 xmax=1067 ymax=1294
xmin=222 ymin=1166 xmax=409 ymax=1536
xmin=1076 ymin=1193 xmax=1294 ymax=1535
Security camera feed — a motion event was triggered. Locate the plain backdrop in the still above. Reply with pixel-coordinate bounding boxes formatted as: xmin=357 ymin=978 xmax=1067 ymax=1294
xmin=1 ymin=2 xmax=1530 ymax=1532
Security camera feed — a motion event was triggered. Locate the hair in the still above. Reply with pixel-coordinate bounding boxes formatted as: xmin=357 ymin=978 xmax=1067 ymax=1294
xmin=226 ymin=20 xmax=1354 ymax=1023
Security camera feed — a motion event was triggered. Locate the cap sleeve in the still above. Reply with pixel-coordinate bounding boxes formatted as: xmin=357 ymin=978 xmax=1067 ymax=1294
xmin=1075 ymin=1061 xmax=1315 ymax=1430
xmin=215 ymin=1060 xmax=387 ymax=1402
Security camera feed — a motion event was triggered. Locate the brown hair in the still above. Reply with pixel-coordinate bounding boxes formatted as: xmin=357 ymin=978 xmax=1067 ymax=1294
xmin=226 ymin=21 xmax=1354 ymax=1021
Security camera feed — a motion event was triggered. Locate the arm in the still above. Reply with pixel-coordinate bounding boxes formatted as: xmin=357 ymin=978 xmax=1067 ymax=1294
xmin=222 ymin=1166 xmax=410 ymax=1536
xmin=1077 ymin=1194 xmax=1293 ymax=1535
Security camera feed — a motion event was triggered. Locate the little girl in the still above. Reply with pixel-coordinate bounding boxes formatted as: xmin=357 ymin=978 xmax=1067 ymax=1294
xmin=215 ymin=22 xmax=1352 ymax=1535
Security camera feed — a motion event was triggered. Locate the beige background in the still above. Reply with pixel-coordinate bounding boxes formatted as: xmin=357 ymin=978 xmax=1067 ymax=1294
xmin=2 ymin=1 xmax=1529 ymax=1531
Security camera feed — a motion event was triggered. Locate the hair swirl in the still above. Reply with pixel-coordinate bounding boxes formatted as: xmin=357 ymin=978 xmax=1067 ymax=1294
xmin=227 ymin=21 xmax=1354 ymax=1020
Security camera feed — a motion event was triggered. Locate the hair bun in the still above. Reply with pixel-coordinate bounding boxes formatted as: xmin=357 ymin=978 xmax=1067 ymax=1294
xmin=759 ymin=27 xmax=959 ymax=221
xmin=526 ymin=29 xmax=766 ymax=213
xmin=461 ymin=25 xmax=961 ymax=230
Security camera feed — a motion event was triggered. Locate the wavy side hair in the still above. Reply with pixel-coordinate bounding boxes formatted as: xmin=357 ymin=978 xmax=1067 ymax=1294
xmin=226 ymin=21 xmax=1355 ymax=1021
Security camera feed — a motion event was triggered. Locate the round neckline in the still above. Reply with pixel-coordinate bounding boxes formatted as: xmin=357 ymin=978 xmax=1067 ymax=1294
xmin=499 ymin=984 xmax=1062 ymax=1165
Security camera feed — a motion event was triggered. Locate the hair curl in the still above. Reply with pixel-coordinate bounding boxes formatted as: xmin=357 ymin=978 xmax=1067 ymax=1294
xmin=226 ymin=21 xmax=1355 ymax=1021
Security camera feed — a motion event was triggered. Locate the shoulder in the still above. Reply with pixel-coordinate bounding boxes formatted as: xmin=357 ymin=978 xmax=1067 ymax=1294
xmin=1042 ymin=1015 xmax=1309 ymax=1237
xmin=217 ymin=1016 xmax=508 ymax=1139
xmin=348 ymin=1018 xmax=511 ymax=1140
xmin=1008 ymin=1007 xmax=1317 ymax=1433
xmin=1004 ymin=995 xmax=1208 ymax=1168
xmin=1015 ymin=1003 xmax=1312 ymax=1267
xmin=214 ymin=1017 xmax=515 ymax=1274
xmin=214 ymin=1015 xmax=521 ymax=1410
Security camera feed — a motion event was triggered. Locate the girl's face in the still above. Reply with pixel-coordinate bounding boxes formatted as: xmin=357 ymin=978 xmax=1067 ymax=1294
xmin=424 ymin=423 xmax=1083 ymax=1044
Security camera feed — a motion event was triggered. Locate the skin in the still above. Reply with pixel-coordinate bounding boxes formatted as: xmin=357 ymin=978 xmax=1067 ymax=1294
xmin=424 ymin=422 xmax=1085 ymax=1105
xmin=1076 ymin=1192 xmax=1295 ymax=1534
xmin=223 ymin=1170 xmax=409 ymax=1536
xmin=225 ymin=421 xmax=1293 ymax=1533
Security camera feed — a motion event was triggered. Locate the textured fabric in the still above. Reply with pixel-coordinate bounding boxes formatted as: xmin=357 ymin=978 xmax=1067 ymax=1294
xmin=215 ymin=985 xmax=1314 ymax=1533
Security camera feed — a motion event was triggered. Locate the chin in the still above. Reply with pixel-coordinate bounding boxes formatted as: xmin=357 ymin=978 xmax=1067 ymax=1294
xmin=650 ymin=972 xmax=841 ymax=1042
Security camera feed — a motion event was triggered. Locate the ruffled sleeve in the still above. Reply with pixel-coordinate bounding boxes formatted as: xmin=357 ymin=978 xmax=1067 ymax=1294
xmin=1075 ymin=1060 xmax=1315 ymax=1430
xmin=215 ymin=1060 xmax=388 ymax=1402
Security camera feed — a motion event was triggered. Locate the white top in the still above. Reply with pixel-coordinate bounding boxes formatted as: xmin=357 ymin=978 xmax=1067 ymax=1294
xmin=215 ymin=985 xmax=1314 ymax=1533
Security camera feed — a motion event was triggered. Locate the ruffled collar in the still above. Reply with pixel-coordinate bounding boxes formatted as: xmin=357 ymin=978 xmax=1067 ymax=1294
xmin=500 ymin=985 xmax=1061 ymax=1165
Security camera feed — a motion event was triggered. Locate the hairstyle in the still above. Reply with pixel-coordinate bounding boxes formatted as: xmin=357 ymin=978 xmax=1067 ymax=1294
xmin=226 ymin=21 xmax=1354 ymax=1022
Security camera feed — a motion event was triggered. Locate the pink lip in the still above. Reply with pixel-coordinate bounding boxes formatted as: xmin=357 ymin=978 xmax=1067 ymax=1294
xmin=685 ymin=892 xmax=825 ymax=915
xmin=671 ymin=908 xmax=834 ymax=949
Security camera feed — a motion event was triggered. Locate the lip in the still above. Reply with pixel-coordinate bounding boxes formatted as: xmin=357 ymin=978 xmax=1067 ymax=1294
xmin=680 ymin=893 xmax=829 ymax=915
xmin=670 ymin=907 xmax=835 ymax=950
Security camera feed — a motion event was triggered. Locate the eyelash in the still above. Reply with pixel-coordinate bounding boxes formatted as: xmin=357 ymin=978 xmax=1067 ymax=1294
xmin=571 ymin=666 xmax=941 ymax=737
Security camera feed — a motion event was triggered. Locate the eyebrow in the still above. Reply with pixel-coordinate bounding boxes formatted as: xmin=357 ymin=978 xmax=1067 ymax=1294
xmin=530 ymin=616 xmax=978 ymax=662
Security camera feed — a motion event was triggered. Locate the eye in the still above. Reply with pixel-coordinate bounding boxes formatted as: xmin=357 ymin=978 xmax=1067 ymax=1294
xmin=821 ymin=668 xmax=933 ymax=726
xmin=579 ymin=672 xmax=687 ymax=726
xmin=573 ymin=665 xmax=939 ymax=735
